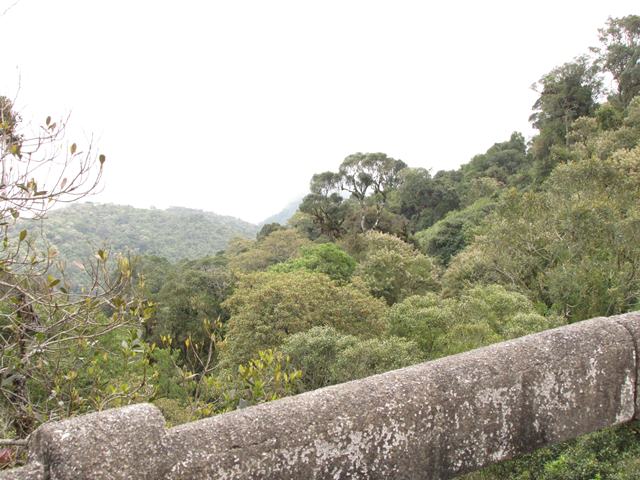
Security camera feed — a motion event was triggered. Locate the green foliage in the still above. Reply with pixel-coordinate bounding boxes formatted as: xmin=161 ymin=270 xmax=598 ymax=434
xmin=209 ymin=349 xmax=302 ymax=413
xmin=5 ymin=15 xmax=640 ymax=476
xmin=384 ymin=293 xmax=449 ymax=356
xmin=397 ymin=133 xmax=528 ymax=232
xmin=134 ymin=255 xmax=174 ymax=297
xmin=150 ymin=347 xmax=191 ymax=401
xmin=596 ymin=103 xmax=624 ymax=130
xmin=25 ymin=204 xmax=257 ymax=287
xmin=300 ymin=153 xmax=407 ymax=236
xmin=269 ymin=243 xmax=356 ymax=282
xmin=593 ymin=15 xmax=640 ymax=108
xmin=465 ymin=422 xmax=640 ymax=480
xmin=150 ymin=256 xmax=233 ymax=346
xmin=281 ymin=326 xmax=358 ymax=390
xmin=256 ymin=222 xmax=285 ymax=241
xmin=569 ymin=97 xmax=640 ymax=161
xmin=444 ymin=144 xmax=640 ymax=321
xmin=459 ymin=132 xmax=530 ymax=195
xmin=225 ymin=349 xmax=303 ymax=409
xmin=338 ymin=153 xmax=407 ymax=231
xmin=530 ymin=56 xmax=602 ymax=169
xmin=218 ymin=270 xmax=387 ymax=368
xmin=352 ymin=231 xmax=440 ymax=304
xmin=299 ymin=172 xmax=347 ymax=240
xmin=0 ymin=97 xmax=158 ymax=444
xmin=0 ymin=97 xmax=22 ymax=153
xmin=288 ymin=210 xmax=324 ymax=240
xmin=152 ymin=348 xmax=302 ymax=424
xmin=30 ymin=327 xmax=157 ymax=421
xmin=387 ymin=286 xmax=562 ymax=358
xmin=152 ymin=398 xmax=195 ymax=428
xmin=0 ymin=312 xmax=157 ymax=439
xmin=282 ymin=326 xmax=421 ymax=390
xmin=396 ymin=167 xmax=461 ymax=232
xmin=415 ymin=198 xmax=496 ymax=265
xmin=226 ymin=229 xmax=311 ymax=272
xmin=329 ymin=336 xmax=422 ymax=384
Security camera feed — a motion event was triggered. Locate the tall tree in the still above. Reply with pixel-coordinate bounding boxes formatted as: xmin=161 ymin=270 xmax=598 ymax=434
xmin=529 ymin=56 xmax=602 ymax=162
xmin=299 ymin=172 xmax=346 ymax=240
xmin=592 ymin=15 xmax=640 ymax=108
xmin=338 ymin=153 xmax=406 ymax=232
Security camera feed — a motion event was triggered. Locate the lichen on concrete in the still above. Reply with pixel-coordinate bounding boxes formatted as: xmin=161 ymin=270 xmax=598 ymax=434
xmin=0 ymin=312 xmax=638 ymax=480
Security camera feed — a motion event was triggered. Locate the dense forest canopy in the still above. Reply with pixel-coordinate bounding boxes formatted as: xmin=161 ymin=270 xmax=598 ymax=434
xmin=1 ymin=14 xmax=640 ymax=479
xmin=31 ymin=203 xmax=258 ymax=262
xmin=14 ymin=203 xmax=258 ymax=288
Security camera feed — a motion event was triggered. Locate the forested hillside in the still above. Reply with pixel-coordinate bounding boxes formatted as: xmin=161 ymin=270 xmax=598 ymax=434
xmin=20 ymin=203 xmax=257 ymax=280
xmin=1 ymin=14 xmax=639 ymax=479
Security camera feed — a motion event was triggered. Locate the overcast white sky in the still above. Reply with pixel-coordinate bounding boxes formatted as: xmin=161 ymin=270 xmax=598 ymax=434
xmin=1 ymin=1 xmax=637 ymax=223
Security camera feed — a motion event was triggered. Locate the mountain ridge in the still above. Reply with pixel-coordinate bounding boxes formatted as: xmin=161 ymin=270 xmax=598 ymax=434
xmin=258 ymin=196 xmax=304 ymax=226
xmin=18 ymin=202 xmax=259 ymax=266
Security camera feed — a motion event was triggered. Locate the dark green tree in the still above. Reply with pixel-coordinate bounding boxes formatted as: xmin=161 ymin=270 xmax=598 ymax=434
xmin=299 ymin=172 xmax=346 ymax=240
xmin=256 ymin=223 xmax=285 ymax=241
xmin=529 ymin=56 xmax=602 ymax=169
xmin=396 ymin=168 xmax=461 ymax=232
xmin=415 ymin=198 xmax=496 ymax=266
xmin=151 ymin=256 xmax=235 ymax=366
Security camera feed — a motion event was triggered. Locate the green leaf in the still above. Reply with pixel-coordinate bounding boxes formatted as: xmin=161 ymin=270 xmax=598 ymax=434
xmin=19 ymin=230 xmax=27 ymax=241
xmin=99 ymin=154 xmax=106 ymax=164
xmin=70 ymin=143 xmax=77 ymax=155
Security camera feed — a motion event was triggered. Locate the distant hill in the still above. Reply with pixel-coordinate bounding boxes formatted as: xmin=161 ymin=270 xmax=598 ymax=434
xmin=18 ymin=203 xmax=258 ymax=270
xmin=259 ymin=196 xmax=303 ymax=226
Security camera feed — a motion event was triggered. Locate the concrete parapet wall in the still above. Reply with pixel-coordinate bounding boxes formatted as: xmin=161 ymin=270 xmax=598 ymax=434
xmin=1 ymin=312 xmax=639 ymax=479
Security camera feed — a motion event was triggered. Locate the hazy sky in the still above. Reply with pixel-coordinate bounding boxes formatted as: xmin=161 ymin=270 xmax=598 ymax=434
xmin=1 ymin=1 xmax=637 ymax=223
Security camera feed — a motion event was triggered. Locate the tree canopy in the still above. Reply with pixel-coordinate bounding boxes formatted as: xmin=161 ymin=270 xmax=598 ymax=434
xmin=4 ymin=14 xmax=640 ymax=478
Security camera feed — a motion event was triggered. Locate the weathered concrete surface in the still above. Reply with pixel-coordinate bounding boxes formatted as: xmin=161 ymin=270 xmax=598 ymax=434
xmin=613 ymin=312 xmax=640 ymax=415
xmin=0 ymin=313 xmax=638 ymax=480
xmin=164 ymin=316 xmax=636 ymax=479
xmin=28 ymin=403 xmax=167 ymax=480
xmin=0 ymin=465 xmax=43 ymax=480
